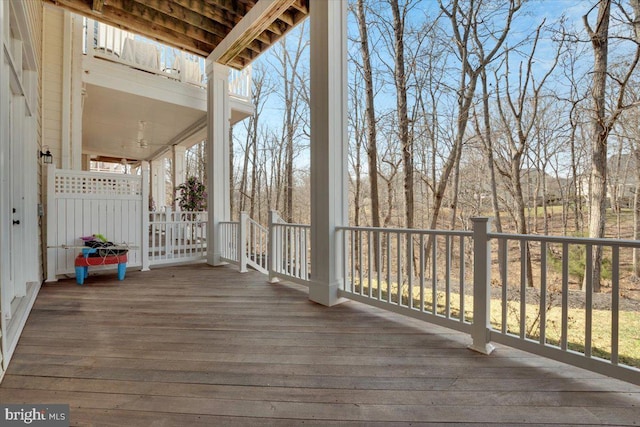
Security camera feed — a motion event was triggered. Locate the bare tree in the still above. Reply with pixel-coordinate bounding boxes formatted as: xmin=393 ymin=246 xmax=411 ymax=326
xmin=238 ymin=65 xmax=272 ymax=219
xmin=584 ymin=0 xmax=640 ymax=292
xmin=431 ymin=0 xmax=522 ymax=233
xmin=387 ymin=0 xmax=415 ymax=230
xmin=270 ymin=22 xmax=310 ymax=223
xmin=473 ymin=68 xmax=504 ymax=234
xmin=355 ymin=0 xmax=382 ymax=230
xmin=493 ymin=21 xmax=561 ymax=286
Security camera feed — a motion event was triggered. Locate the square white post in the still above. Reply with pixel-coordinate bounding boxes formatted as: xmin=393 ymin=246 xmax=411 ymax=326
xmin=172 ymin=145 xmax=187 ymax=209
xmin=469 ymin=217 xmax=496 ymax=355
xmin=268 ymin=210 xmax=281 ymax=283
xmin=206 ymin=62 xmax=231 ymax=266
xmin=238 ymin=211 xmax=248 ymax=273
xmin=308 ymin=0 xmax=348 ymax=306
xmin=45 ymin=164 xmax=58 ymax=282
xmin=140 ymin=161 xmax=150 ymax=271
xmin=150 ymin=157 xmax=166 ymax=208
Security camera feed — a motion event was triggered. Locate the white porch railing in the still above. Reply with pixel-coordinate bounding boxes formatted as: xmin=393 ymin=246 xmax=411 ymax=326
xmin=219 ymin=221 xmax=240 ymax=265
xmin=217 ymin=211 xmax=310 ymax=280
xmin=338 ymin=226 xmax=473 ymax=334
xmin=487 ymin=230 xmax=640 ymax=382
xmin=245 ymin=214 xmax=269 ymax=274
xmin=336 ymin=219 xmax=640 ymax=386
xmin=147 ymin=208 xmax=207 ymax=266
xmin=268 ymin=211 xmax=311 ymax=285
xmin=229 ymin=67 xmax=252 ymax=102
xmin=83 ymin=19 xmax=252 ymax=98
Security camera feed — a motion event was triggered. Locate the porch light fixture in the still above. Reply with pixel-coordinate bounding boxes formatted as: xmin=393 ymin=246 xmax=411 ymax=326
xmin=39 ymin=148 xmax=53 ymax=164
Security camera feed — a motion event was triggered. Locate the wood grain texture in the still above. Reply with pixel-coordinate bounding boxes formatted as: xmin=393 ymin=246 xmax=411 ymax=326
xmin=42 ymin=0 xmax=307 ymax=69
xmin=1 ymin=264 xmax=639 ymax=425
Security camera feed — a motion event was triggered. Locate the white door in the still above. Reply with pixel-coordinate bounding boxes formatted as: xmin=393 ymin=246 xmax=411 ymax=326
xmin=10 ymin=92 xmax=26 ymax=301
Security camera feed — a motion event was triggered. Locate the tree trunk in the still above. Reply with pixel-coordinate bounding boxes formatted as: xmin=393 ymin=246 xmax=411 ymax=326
xmin=390 ymin=0 xmax=413 ymax=231
xmin=634 ymin=149 xmax=640 ymax=276
xmin=239 ymin=123 xmax=251 ymax=214
xmin=356 ymin=0 xmax=381 ymax=231
xmin=584 ymin=0 xmax=611 ymax=293
xmin=356 ymin=0 xmax=381 ymax=270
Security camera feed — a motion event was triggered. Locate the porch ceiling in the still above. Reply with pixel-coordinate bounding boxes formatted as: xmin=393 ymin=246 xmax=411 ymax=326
xmin=43 ymin=0 xmax=309 ymax=69
xmin=82 ymin=83 xmax=205 ymax=163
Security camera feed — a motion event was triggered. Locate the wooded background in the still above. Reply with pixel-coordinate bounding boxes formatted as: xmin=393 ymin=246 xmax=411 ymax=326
xmin=177 ymin=0 xmax=640 ymax=291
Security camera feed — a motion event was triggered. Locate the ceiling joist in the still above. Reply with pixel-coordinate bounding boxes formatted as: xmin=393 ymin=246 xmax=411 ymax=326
xmin=91 ymin=0 xmax=104 ymax=14
xmin=211 ymin=0 xmax=298 ymax=66
xmin=46 ymin=0 xmax=308 ymax=70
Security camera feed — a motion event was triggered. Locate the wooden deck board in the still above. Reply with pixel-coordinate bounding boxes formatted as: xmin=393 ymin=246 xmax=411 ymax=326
xmin=2 ymin=264 xmax=640 ymax=425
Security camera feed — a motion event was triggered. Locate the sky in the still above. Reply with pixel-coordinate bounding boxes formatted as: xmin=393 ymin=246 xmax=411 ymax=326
xmin=232 ymin=0 xmax=634 ymax=176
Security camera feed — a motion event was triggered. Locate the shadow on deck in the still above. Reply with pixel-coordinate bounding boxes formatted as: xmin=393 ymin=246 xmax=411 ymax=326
xmin=1 ymin=264 xmax=639 ymax=425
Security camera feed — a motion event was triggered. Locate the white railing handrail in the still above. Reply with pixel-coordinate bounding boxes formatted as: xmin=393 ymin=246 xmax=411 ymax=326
xmin=247 ymin=216 xmax=268 ymax=234
xmin=273 ymin=222 xmax=312 ymax=230
xmin=489 ymin=232 xmax=640 ymax=247
xmin=338 ymin=225 xmax=472 ymax=237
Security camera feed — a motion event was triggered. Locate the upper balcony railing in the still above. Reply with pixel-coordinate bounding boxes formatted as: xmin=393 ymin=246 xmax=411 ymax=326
xmin=82 ymin=19 xmax=251 ymax=101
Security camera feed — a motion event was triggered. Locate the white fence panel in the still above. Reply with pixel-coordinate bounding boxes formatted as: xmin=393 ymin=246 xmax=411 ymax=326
xmin=47 ymin=167 xmax=144 ymax=278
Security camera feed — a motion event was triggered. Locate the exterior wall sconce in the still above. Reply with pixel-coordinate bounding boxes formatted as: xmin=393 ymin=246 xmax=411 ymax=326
xmin=39 ymin=148 xmax=53 ymax=164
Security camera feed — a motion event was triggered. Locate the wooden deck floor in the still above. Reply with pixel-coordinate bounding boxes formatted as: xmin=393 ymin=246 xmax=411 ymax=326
xmin=2 ymin=263 xmax=640 ymax=426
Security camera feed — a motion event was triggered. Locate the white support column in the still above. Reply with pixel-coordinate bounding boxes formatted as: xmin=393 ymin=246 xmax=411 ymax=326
xmin=238 ymin=211 xmax=248 ymax=273
xmin=206 ymin=62 xmax=231 ymax=266
xmin=141 ymin=161 xmax=150 ymax=271
xmin=268 ymin=210 xmax=281 ymax=283
xmin=469 ymin=217 xmax=496 ymax=355
xmin=172 ymin=145 xmax=187 ymax=209
xmin=70 ymin=14 xmax=84 ymax=170
xmin=61 ymin=11 xmax=72 ymax=170
xmin=308 ymin=0 xmax=348 ymax=306
xmin=45 ymin=164 xmax=57 ymax=282
xmin=150 ymin=157 xmax=166 ymax=209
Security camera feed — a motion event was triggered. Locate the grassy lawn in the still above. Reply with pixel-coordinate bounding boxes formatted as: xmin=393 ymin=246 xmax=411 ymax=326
xmin=353 ymin=280 xmax=640 ymax=368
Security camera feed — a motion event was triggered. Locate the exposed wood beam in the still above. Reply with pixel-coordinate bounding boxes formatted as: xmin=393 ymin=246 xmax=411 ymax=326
xmin=46 ymin=0 xmax=307 ymax=69
xmin=92 ymin=0 xmax=105 ymax=14
xmin=290 ymin=0 xmax=308 ymax=14
xmin=141 ymin=0 xmax=233 ymax=38
xmin=276 ymin=10 xmax=294 ymax=26
xmin=170 ymin=0 xmax=275 ymax=46
xmin=105 ymin=0 xmax=219 ymax=46
xmin=177 ymin=0 xmax=238 ymax=30
xmin=45 ymin=0 xmax=212 ymax=56
xmin=204 ymin=0 xmax=253 ymax=17
xmin=210 ymin=0 xmax=297 ymax=66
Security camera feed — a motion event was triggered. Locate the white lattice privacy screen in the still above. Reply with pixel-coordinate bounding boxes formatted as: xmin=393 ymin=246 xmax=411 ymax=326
xmin=48 ymin=168 xmax=146 ymax=277
xmin=55 ymin=172 xmax=143 ymax=197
